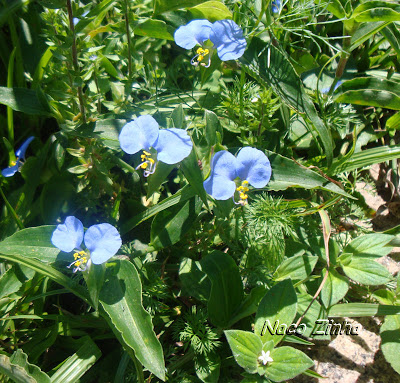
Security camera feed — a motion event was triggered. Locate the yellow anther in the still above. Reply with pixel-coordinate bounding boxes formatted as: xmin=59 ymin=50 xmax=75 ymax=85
xmin=69 ymin=251 xmax=88 ymax=272
xmin=148 ymin=158 xmax=155 ymax=164
xmin=243 ymin=180 xmax=249 ymax=185
xmin=143 ymin=150 xmax=151 ymax=156
xmin=136 ymin=149 xmax=157 ymax=176
xmin=195 ymin=47 xmax=210 ymax=63
xmin=141 ymin=162 xmax=148 ymax=169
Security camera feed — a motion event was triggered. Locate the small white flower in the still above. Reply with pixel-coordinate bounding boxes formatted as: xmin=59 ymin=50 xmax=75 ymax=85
xmin=258 ymin=350 xmax=273 ymax=365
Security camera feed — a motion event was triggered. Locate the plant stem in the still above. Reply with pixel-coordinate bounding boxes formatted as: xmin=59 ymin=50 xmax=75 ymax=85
xmin=124 ymin=0 xmax=132 ymax=79
xmin=0 ymin=185 xmax=24 ymax=230
xmin=66 ymin=0 xmax=86 ymax=123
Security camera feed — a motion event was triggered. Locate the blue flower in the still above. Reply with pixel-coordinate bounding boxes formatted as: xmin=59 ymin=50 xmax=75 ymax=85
xmin=174 ymin=19 xmax=247 ymax=67
xmin=272 ymin=0 xmax=281 ymax=14
xmin=203 ymin=147 xmax=272 ymax=204
xmin=321 ymin=80 xmax=342 ymax=94
xmin=119 ymin=115 xmax=193 ymax=177
xmin=51 ymin=216 xmax=122 ymax=272
xmin=2 ymin=136 xmax=34 ymax=178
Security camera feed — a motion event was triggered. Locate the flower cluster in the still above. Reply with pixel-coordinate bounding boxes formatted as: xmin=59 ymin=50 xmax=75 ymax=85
xmin=203 ymin=147 xmax=272 ymax=205
xmin=2 ymin=136 xmax=34 ymax=178
xmin=119 ymin=115 xmax=193 ymax=176
xmin=51 ymin=216 xmax=122 ymax=272
xmin=174 ymin=19 xmax=247 ymax=67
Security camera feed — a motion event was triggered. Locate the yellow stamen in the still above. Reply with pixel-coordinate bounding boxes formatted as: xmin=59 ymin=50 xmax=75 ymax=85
xmin=10 ymin=161 xmax=17 ymax=166
xmin=141 ymin=162 xmax=148 ymax=169
xmin=236 ymin=180 xmax=250 ymax=206
xmin=70 ymin=251 xmax=88 ymax=272
xmin=136 ymin=150 xmax=156 ymax=176
xmin=196 ymin=47 xmax=210 ymax=63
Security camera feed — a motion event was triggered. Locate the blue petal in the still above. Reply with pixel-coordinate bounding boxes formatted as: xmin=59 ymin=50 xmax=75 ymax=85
xmin=84 ymin=223 xmax=122 ymax=264
xmin=203 ymin=150 xmax=237 ymax=200
xmin=210 ymin=20 xmax=247 ymax=61
xmin=271 ymin=0 xmax=281 ymax=13
xmin=119 ymin=115 xmax=160 ymax=154
xmin=15 ymin=136 xmax=34 ymax=159
xmin=51 ymin=216 xmax=84 ymax=253
xmin=154 ymin=128 xmax=193 ymax=165
xmin=236 ymin=147 xmax=271 ymax=188
xmin=174 ymin=19 xmax=213 ymax=49
xmin=2 ymin=161 xmax=20 ymax=177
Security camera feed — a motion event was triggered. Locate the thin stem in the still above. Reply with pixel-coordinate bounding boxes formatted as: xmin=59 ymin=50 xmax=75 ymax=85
xmin=239 ymin=68 xmax=245 ymax=124
xmin=66 ymin=0 xmax=86 ymax=123
xmin=131 ymin=351 xmax=144 ymax=383
xmin=124 ymin=0 xmax=132 ymax=79
xmin=0 ymin=185 xmax=24 ymax=230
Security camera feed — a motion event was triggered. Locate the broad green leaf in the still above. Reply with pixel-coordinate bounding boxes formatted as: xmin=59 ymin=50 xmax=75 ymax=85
xmin=273 ymin=254 xmax=318 ymax=282
xmin=50 ymin=337 xmax=101 ymax=383
xmin=0 ymin=87 xmax=51 ymax=115
xmin=99 ymin=260 xmax=165 ymax=381
xmin=32 ymin=46 xmax=55 ymax=89
xmin=154 ymin=0 xmax=209 ymax=14
xmin=181 ymin=149 xmax=209 ymax=206
xmin=381 ymin=315 xmax=400 ymax=374
xmin=0 ymin=226 xmax=63 ymax=263
xmin=371 ymin=289 xmax=396 ymax=305
xmin=188 ymin=1 xmax=232 ymax=21
xmin=342 ymin=258 xmax=392 ymax=286
xmin=100 ymin=55 xmax=119 ymax=79
xmin=170 ymin=104 xmax=185 ymax=129
xmin=204 ymin=110 xmax=222 ymax=148
xmin=224 ymin=330 xmax=263 ymax=374
xmin=0 ymin=265 xmax=35 ymax=300
xmin=267 ymin=153 xmax=353 ymax=199
xmin=134 ymin=19 xmax=174 ymax=40
xmin=350 ymin=21 xmax=390 ymax=51
xmin=94 ymin=119 xmax=125 ymax=149
xmin=314 ymin=0 xmax=345 ymax=19
xmin=381 ymin=24 xmax=400 ymax=57
xmin=330 ymin=146 xmax=400 ymax=174
xmin=386 ymin=112 xmax=400 ymax=131
xmin=179 ymin=258 xmax=211 ymax=302
xmin=23 ymin=323 xmax=58 ymax=364
xmin=263 ymin=346 xmax=314 ymax=381
xmin=229 ymin=286 xmax=268 ymax=327
xmin=150 ymin=196 xmax=202 ymax=250
xmin=321 ymin=268 xmax=349 ymax=308
xmin=241 ymin=39 xmax=334 ymax=165
xmin=343 ymin=233 xmax=394 ymax=259
xmin=0 ymin=253 xmax=91 ymax=306
xmin=296 ymin=293 xmax=329 ymax=340
xmin=329 ymin=303 xmax=400 ymax=317
xmin=147 ymin=161 xmax=175 ymax=198
xmin=0 ymin=349 xmax=50 ymax=383
xmin=353 ymin=1 xmax=400 ymax=22
xmin=121 ymin=185 xmax=197 ymax=234
xmin=254 ymin=279 xmax=297 ymax=345
xmin=334 ymin=77 xmax=400 ymax=110
xmin=200 ymin=251 xmax=244 ymax=328
xmin=195 ymin=352 xmax=220 ymax=383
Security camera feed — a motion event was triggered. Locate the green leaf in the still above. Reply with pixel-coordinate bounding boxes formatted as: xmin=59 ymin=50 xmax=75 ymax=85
xmin=0 ymin=265 xmax=35 ymax=300
xmin=0 ymin=87 xmax=51 ymax=116
xmin=267 ymin=153 xmax=354 ymax=199
xmin=154 ymin=0 xmax=209 ymax=14
xmin=241 ymin=39 xmax=334 ymax=165
xmin=350 ymin=21 xmax=390 ymax=52
xmin=188 ymin=1 xmax=232 ymax=21
xmin=334 ymin=77 xmax=400 ymax=110
xmin=179 ymin=258 xmax=211 ymax=302
xmin=314 ymin=0 xmax=345 ymax=19
xmin=147 ymin=161 xmax=175 ymax=198
xmin=254 ymin=280 xmax=297 ymax=345
xmin=170 ymin=104 xmax=185 ymax=129
xmin=181 ymin=149 xmax=209 ymax=206
xmin=195 ymin=352 xmax=220 ymax=383
xmin=0 ymin=226 xmax=63 ymax=263
xmin=134 ymin=19 xmax=174 ymax=40
xmin=263 ymin=346 xmax=314 ymax=381
xmin=200 ymin=251 xmax=244 ymax=328
xmin=150 ymin=196 xmax=202 ymax=250
xmin=329 ymin=303 xmax=400 ymax=317
xmin=342 ymin=258 xmax=392 ymax=286
xmin=330 ymin=146 xmax=400 ymax=174
xmin=321 ymin=268 xmax=349 ymax=308
xmin=99 ymin=260 xmax=165 ymax=381
xmin=343 ymin=233 xmax=394 ymax=259
xmin=121 ymin=185 xmax=197 ymax=234
xmin=381 ymin=315 xmax=400 ymax=374
xmin=204 ymin=110 xmax=222 ymax=148
xmin=0 ymin=349 xmax=50 ymax=383
xmin=273 ymin=254 xmax=318 ymax=282
xmin=353 ymin=1 xmax=400 ymax=22
xmin=224 ymin=330 xmax=263 ymax=374
xmin=94 ymin=119 xmax=125 ymax=150
xmin=50 ymin=337 xmax=102 ymax=383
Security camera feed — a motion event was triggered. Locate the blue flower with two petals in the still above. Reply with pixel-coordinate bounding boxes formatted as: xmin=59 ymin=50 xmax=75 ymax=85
xmin=203 ymin=147 xmax=272 ymax=205
xmin=174 ymin=19 xmax=247 ymax=67
xmin=119 ymin=115 xmax=193 ymax=177
xmin=2 ymin=136 xmax=34 ymax=178
xmin=51 ymin=216 xmax=122 ymax=272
